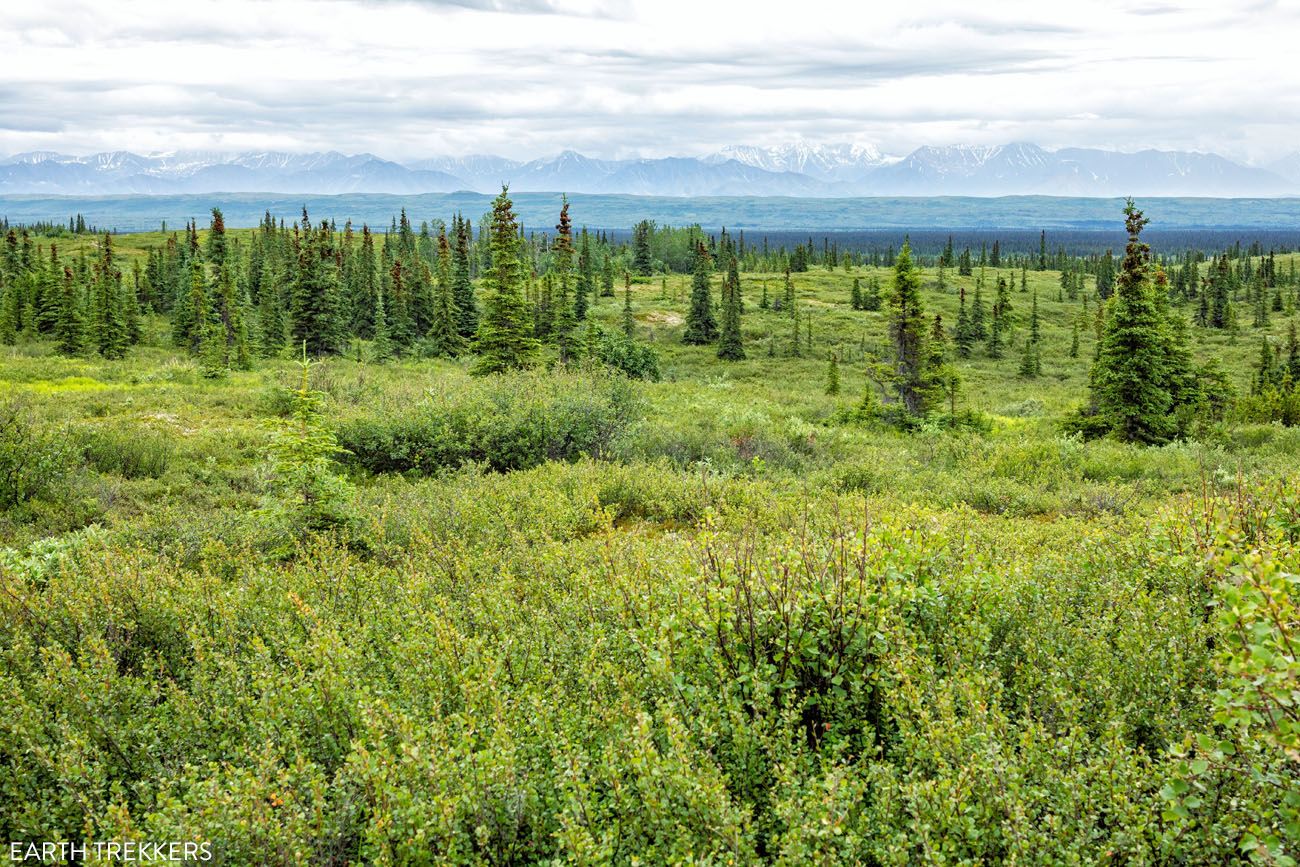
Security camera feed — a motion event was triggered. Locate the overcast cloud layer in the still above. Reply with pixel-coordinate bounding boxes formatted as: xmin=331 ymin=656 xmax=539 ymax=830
xmin=2 ymin=0 xmax=1296 ymax=164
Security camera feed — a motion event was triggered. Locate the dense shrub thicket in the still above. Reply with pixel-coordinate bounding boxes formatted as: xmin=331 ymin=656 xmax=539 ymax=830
xmin=1 ymin=458 xmax=1296 ymax=864
xmin=336 ymin=369 xmax=642 ymax=474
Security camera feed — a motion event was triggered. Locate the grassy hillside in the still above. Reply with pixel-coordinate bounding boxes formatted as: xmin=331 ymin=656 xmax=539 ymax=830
xmin=2 ymin=244 xmax=1297 ymax=863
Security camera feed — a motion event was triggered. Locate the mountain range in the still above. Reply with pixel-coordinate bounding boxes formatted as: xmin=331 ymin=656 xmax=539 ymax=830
xmin=3 ymin=143 xmax=1297 ymax=198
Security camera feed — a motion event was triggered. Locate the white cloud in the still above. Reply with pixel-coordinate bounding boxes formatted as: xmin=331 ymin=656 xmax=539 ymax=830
xmin=1 ymin=0 xmax=1296 ymax=163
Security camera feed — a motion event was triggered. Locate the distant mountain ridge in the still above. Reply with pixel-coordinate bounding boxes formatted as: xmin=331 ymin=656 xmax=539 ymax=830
xmin=2 ymin=142 xmax=1294 ymax=197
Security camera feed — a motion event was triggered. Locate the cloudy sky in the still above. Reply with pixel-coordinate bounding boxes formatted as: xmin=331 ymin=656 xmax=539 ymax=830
xmin=2 ymin=0 xmax=1296 ymax=164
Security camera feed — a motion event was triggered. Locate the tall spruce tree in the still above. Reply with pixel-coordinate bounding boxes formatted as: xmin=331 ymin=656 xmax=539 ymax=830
xmin=1019 ymin=287 xmax=1042 ymax=377
xmin=54 ymin=266 xmax=83 ymax=355
xmin=632 ymin=220 xmax=654 ymax=276
xmin=451 ymin=215 xmax=478 ymax=338
xmin=716 ymin=252 xmax=745 ymax=360
xmin=89 ymin=235 xmax=128 ymax=358
xmin=621 ymin=274 xmax=636 ymax=338
xmin=551 ymin=200 xmax=579 ymax=363
xmin=472 ymin=187 xmax=538 ymax=374
xmin=427 ymin=228 xmax=466 ymax=357
xmin=372 ymin=283 xmax=393 ymax=363
xmin=290 ymin=214 xmax=344 ymax=356
xmin=682 ymin=242 xmax=718 ymax=345
xmin=887 ymin=241 xmax=933 ymax=416
xmin=1086 ymin=200 xmax=1195 ymax=443
xmin=956 ymin=283 xmax=974 ymax=358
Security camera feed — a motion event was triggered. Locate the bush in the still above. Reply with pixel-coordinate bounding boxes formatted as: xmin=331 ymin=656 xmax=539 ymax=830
xmin=76 ymin=424 xmax=173 ymax=479
xmin=337 ymin=370 xmax=642 ymax=475
xmin=0 ymin=397 xmax=74 ymax=510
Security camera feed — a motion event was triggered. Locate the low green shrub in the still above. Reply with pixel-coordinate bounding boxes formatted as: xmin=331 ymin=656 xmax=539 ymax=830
xmin=75 ymin=424 xmax=173 ymax=479
xmin=0 ymin=397 xmax=74 ymax=510
xmin=337 ymin=370 xmax=642 ymax=474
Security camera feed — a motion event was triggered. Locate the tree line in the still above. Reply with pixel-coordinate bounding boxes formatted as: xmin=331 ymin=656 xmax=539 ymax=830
xmin=3 ymin=195 xmax=1297 ymax=440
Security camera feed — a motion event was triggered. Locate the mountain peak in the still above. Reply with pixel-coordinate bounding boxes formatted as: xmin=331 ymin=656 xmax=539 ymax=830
xmin=0 ymin=144 xmax=1294 ymax=197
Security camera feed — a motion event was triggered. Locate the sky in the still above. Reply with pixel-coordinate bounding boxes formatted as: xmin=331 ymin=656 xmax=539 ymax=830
xmin=2 ymin=0 xmax=1298 ymax=165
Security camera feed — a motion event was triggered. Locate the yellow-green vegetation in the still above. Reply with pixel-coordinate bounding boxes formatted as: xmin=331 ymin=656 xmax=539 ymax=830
xmin=1 ymin=238 xmax=1298 ymax=863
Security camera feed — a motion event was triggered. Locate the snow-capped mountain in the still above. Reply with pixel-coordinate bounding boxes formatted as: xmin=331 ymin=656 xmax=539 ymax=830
xmin=707 ymin=142 xmax=897 ymax=182
xmin=0 ymin=144 xmax=1293 ymax=197
xmin=405 ymin=154 xmax=522 ymax=186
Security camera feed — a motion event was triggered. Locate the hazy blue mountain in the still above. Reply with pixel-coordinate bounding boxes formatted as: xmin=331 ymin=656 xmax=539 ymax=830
xmin=860 ymin=143 xmax=1291 ymax=196
xmin=1267 ymin=152 xmax=1300 ymax=185
xmin=598 ymin=158 xmax=829 ymax=196
xmin=2 ymin=144 xmax=1294 ymax=197
xmin=1051 ymin=148 xmax=1289 ymax=196
xmin=0 ymin=150 xmax=465 ymax=195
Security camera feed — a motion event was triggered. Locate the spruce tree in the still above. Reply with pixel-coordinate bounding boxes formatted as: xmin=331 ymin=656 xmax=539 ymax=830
xmin=1021 ymin=285 xmax=1042 ymax=377
xmin=955 ymin=284 xmax=974 ymax=358
xmin=174 ymin=258 xmax=207 ymax=351
xmin=825 ymin=352 xmax=841 ymax=395
xmin=205 ymin=208 xmax=228 ymax=269
xmin=682 ymin=242 xmax=718 ymax=345
xmin=887 ymin=241 xmax=933 ymax=416
xmin=472 ymin=187 xmax=538 ymax=374
xmin=551 ymin=200 xmax=578 ymax=362
xmin=600 ymin=254 xmax=616 ymax=298
xmin=0 ymin=279 xmax=16 ymax=345
xmin=1018 ymin=337 xmax=1041 ymax=377
xmin=290 ymin=215 xmax=344 ymax=356
xmin=198 ymin=318 xmax=228 ymax=378
xmin=1287 ymin=320 xmax=1300 ymax=383
xmin=259 ymin=258 xmax=287 ymax=357
xmin=89 ymin=235 xmax=128 ymax=359
xmin=534 ymin=271 xmax=555 ymax=340
xmin=451 ymin=215 xmax=478 ymax=338
xmin=427 ymin=228 xmax=466 ymax=357
xmin=850 ymin=277 xmax=863 ymax=310
xmin=54 ymin=266 xmax=83 ymax=355
xmin=987 ymin=305 xmax=1004 ymax=359
xmin=1087 ymin=200 xmax=1187 ymax=443
xmin=862 ymin=276 xmax=882 ymax=311
xmin=716 ymin=253 xmax=745 ymax=360
xmin=372 ymin=284 xmax=393 ymax=363
xmin=632 ymin=220 xmax=654 ymax=275
xmin=622 ymin=274 xmax=636 ymax=338
xmin=1252 ymin=337 xmax=1279 ymax=396
xmin=971 ymin=281 xmax=988 ymax=341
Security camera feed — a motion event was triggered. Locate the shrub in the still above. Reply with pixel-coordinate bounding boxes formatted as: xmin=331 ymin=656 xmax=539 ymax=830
xmin=337 ymin=370 xmax=642 ymax=475
xmin=0 ymin=397 xmax=73 ymax=510
xmin=76 ymin=424 xmax=172 ymax=479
